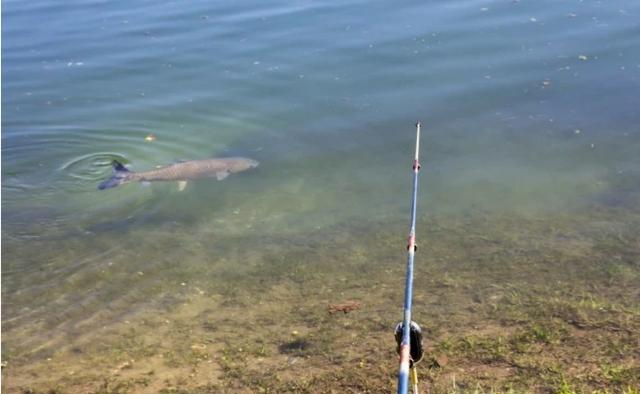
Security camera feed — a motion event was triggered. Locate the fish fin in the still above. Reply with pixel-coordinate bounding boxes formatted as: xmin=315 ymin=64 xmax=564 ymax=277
xmin=216 ymin=171 xmax=229 ymax=181
xmin=112 ymin=160 xmax=130 ymax=173
xmin=178 ymin=181 xmax=188 ymax=191
xmin=98 ymin=161 xmax=132 ymax=190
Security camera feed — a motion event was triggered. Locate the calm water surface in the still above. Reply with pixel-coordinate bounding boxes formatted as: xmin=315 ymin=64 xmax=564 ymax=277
xmin=3 ymin=0 xmax=640 ymax=360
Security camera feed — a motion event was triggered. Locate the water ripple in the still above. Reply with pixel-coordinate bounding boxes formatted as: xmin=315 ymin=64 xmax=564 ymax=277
xmin=59 ymin=152 xmax=128 ymax=181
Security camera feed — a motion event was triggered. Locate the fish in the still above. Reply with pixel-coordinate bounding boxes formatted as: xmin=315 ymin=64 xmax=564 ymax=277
xmin=98 ymin=157 xmax=259 ymax=190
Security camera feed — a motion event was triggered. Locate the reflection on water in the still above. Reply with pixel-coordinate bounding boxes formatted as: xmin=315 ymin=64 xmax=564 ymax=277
xmin=2 ymin=0 xmax=640 ymax=391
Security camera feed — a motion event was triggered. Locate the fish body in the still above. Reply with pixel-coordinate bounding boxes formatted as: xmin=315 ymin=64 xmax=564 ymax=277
xmin=98 ymin=157 xmax=259 ymax=190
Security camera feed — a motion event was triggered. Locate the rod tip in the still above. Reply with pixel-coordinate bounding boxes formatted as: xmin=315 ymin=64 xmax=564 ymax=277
xmin=415 ymin=121 xmax=421 ymax=128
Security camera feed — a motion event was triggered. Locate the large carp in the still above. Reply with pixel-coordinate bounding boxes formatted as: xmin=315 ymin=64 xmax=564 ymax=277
xmin=98 ymin=157 xmax=259 ymax=190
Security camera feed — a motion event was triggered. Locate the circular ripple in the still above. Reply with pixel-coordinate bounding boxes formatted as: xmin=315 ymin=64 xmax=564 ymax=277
xmin=60 ymin=152 xmax=129 ymax=181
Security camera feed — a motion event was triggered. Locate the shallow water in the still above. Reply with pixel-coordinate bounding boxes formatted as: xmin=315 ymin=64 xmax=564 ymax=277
xmin=2 ymin=0 xmax=640 ymax=391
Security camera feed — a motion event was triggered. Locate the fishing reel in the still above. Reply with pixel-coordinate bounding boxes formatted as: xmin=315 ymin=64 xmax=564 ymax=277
xmin=394 ymin=321 xmax=424 ymax=366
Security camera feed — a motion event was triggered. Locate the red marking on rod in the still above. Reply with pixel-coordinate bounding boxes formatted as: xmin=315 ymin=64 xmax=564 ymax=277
xmin=399 ymin=344 xmax=411 ymax=365
xmin=407 ymin=234 xmax=416 ymax=250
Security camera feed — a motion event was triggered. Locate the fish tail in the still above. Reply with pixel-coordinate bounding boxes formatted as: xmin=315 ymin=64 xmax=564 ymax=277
xmin=98 ymin=160 xmax=132 ymax=190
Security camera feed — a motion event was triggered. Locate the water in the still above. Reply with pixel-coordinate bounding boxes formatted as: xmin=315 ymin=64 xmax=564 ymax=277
xmin=2 ymin=0 xmax=640 ymax=391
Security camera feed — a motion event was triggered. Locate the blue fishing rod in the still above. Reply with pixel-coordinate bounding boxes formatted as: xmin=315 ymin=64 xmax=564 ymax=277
xmin=395 ymin=122 xmax=424 ymax=394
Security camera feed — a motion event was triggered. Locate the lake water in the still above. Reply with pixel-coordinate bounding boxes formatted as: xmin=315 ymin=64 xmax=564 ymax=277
xmin=2 ymin=0 xmax=639 ymax=391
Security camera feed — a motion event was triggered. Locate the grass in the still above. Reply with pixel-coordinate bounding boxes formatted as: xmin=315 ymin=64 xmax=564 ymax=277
xmin=2 ymin=201 xmax=639 ymax=393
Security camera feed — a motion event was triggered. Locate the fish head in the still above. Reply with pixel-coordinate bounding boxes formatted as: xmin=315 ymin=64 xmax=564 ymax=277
xmin=229 ymin=158 xmax=259 ymax=172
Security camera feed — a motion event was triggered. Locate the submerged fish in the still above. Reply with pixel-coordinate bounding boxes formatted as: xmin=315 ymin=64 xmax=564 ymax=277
xmin=98 ymin=157 xmax=259 ymax=190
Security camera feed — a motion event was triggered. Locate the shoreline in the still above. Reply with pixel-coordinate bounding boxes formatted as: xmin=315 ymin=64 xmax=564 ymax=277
xmin=3 ymin=202 xmax=639 ymax=393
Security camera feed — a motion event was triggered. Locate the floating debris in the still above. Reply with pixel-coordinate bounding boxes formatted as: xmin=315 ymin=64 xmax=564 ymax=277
xmin=145 ymin=134 xmax=156 ymax=142
xmin=578 ymin=55 xmax=588 ymax=61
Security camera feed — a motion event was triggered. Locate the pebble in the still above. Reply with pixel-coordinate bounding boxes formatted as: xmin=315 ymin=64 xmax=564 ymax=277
xmin=434 ymin=354 xmax=449 ymax=367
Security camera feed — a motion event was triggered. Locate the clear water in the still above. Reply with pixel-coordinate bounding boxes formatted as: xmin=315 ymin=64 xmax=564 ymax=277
xmin=2 ymin=0 xmax=640 ymax=381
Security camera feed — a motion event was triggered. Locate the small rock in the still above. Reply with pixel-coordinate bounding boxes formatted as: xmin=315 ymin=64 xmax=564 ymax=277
xmin=429 ymin=354 xmax=449 ymax=369
xmin=118 ymin=361 xmax=133 ymax=370
xmin=436 ymin=354 xmax=449 ymax=367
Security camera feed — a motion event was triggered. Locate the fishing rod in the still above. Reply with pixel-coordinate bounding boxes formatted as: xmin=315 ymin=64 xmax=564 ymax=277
xmin=395 ymin=122 xmax=424 ymax=394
